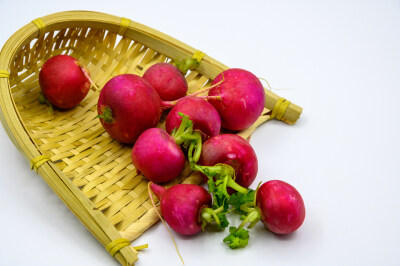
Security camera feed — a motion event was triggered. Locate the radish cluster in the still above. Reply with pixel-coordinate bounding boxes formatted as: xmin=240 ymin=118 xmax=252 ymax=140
xmin=39 ymin=54 xmax=306 ymax=256
xmin=94 ymin=61 xmax=305 ymax=247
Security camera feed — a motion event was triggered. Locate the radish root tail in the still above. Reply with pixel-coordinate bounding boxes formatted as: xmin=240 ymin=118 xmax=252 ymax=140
xmin=148 ymin=182 xmax=185 ymax=265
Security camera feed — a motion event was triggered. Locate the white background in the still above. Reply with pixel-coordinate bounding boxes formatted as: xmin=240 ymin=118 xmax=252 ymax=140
xmin=1 ymin=0 xmax=399 ymax=265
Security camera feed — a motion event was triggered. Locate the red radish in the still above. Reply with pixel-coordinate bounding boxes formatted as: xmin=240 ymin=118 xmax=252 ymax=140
xmin=198 ymin=134 xmax=258 ymax=189
xmin=97 ymin=74 xmax=164 ymax=144
xmin=224 ymin=180 xmax=305 ymax=248
xmin=39 ymin=55 xmax=91 ymax=109
xmin=143 ymin=63 xmax=188 ymax=101
xmin=150 ymin=182 xmax=212 ymax=235
xmin=132 ymin=128 xmax=185 ymax=183
xmin=208 ymin=68 xmax=265 ymax=131
xmin=166 ymin=97 xmax=221 ymax=140
xmin=257 ymin=180 xmax=305 ymax=234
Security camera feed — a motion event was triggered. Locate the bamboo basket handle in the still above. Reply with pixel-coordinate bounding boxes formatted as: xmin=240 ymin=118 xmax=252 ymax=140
xmin=265 ymin=89 xmax=302 ymax=125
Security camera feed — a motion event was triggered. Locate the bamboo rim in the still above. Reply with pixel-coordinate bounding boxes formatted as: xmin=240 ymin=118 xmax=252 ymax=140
xmin=0 ymin=10 xmax=302 ymax=265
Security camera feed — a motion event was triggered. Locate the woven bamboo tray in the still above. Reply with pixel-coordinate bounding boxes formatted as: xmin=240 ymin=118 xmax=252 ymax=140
xmin=0 ymin=11 xmax=302 ymax=265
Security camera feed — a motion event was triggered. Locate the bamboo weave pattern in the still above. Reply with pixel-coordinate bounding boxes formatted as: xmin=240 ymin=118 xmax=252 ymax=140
xmin=8 ymin=26 xmax=271 ymax=239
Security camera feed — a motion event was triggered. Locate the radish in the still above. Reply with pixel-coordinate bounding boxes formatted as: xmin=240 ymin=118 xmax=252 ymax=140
xmin=256 ymin=180 xmax=305 ymax=234
xmin=143 ymin=63 xmax=188 ymax=101
xmin=224 ymin=180 xmax=305 ymax=248
xmin=132 ymin=112 xmax=215 ymax=183
xmin=39 ymin=55 xmax=91 ymax=109
xmin=131 ymin=128 xmax=185 ymax=183
xmin=208 ymin=68 xmax=265 ymax=131
xmin=142 ymin=51 xmax=209 ymax=101
xmin=97 ymin=74 xmax=177 ymax=144
xmin=197 ymin=134 xmax=258 ymax=189
xmin=166 ymin=97 xmax=221 ymax=140
xmin=149 ymin=182 xmax=213 ymax=235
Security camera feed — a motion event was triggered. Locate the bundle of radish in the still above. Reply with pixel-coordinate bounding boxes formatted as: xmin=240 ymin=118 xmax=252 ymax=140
xmin=39 ymin=55 xmax=91 ymax=110
xmin=98 ymin=61 xmax=300 ymax=254
xmin=127 ymin=62 xmax=306 ymax=262
xmin=0 ymin=11 xmax=308 ymax=266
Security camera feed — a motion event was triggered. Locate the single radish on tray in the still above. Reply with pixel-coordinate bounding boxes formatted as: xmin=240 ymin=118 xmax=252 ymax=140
xmin=131 ymin=128 xmax=185 ymax=183
xmin=97 ymin=74 xmax=176 ymax=144
xmin=149 ymin=182 xmax=213 ymax=235
xmin=166 ymin=96 xmax=221 ymax=140
xmin=197 ymin=134 xmax=258 ymax=189
xmin=208 ymin=68 xmax=265 ymax=131
xmin=39 ymin=54 xmax=91 ymax=109
xmin=143 ymin=63 xmax=188 ymax=101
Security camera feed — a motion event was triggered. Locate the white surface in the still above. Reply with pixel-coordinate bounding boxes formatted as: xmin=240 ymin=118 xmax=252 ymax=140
xmin=1 ymin=0 xmax=400 ymax=265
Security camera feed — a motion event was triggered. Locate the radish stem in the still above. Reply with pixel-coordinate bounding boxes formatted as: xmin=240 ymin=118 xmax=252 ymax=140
xmin=200 ymin=205 xmax=225 ymax=230
xmin=191 ymin=164 xmax=248 ymax=195
xmin=97 ymin=106 xmax=114 ymax=123
xmin=171 ymin=113 xmax=203 ymax=164
xmin=38 ymin=92 xmax=54 ymax=113
xmin=174 ymin=57 xmax=201 ymax=75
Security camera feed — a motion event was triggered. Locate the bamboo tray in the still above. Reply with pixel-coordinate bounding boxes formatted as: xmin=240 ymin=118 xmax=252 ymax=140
xmin=0 ymin=11 xmax=302 ymax=265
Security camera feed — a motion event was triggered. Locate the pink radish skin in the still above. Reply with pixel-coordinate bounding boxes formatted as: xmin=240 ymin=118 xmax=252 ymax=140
xmin=257 ymin=180 xmax=305 ymax=234
xmin=208 ymin=68 xmax=265 ymax=131
xmin=166 ymin=97 xmax=221 ymax=140
xmin=199 ymin=134 xmax=258 ymax=188
xmin=39 ymin=55 xmax=90 ymax=109
xmin=150 ymin=183 xmax=212 ymax=235
xmin=143 ymin=63 xmax=188 ymax=101
xmin=132 ymin=128 xmax=185 ymax=183
xmin=97 ymin=74 xmax=162 ymax=144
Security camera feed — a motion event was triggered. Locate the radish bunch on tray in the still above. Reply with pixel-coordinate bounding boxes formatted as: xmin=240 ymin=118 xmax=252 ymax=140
xmin=38 ymin=54 xmax=305 ymax=253
xmin=95 ymin=60 xmax=305 ymax=248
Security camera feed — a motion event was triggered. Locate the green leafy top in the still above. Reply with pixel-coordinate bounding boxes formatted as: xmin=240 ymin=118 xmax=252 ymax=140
xmin=223 ymin=226 xmax=250 ymax=249
xmin=174 ymin=57 xmax=201 ymax=75
xmin=170 ymin=112 xmax=203 ymax=164
xmin=228 ymin=189 xmax=256 ymax=215
xmin=170 ymin=112 xmax=193 ymax=146
xmin=97 ymin=106 xmax=114 ymax=123
xmin=200 ymin=173 xmax=231 ymax=231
